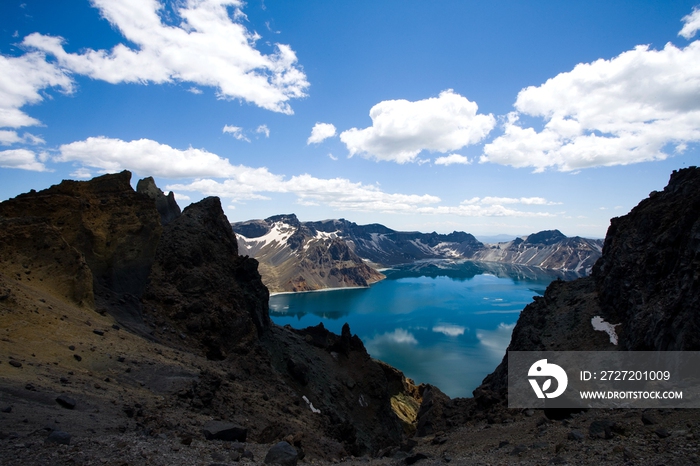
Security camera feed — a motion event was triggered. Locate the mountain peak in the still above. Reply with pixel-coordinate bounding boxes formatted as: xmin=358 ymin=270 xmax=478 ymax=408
xmin=266 ymin=213 xmax=300 ymax=227
xmin=524 ymin=229 xmax=567 ymax=245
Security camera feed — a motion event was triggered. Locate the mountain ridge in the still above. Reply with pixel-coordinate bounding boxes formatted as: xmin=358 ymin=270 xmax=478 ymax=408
xmin=233 ymin=215 xmax=603 ymax=293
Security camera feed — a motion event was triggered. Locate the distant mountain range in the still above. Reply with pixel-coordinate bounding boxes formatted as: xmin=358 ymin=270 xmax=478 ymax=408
xmin=232 ymin=214 xmax=603 ymax=293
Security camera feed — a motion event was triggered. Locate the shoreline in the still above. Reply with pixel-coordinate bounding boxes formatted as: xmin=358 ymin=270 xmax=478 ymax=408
xmin=269 ymin=284 xmax=372 ymax=297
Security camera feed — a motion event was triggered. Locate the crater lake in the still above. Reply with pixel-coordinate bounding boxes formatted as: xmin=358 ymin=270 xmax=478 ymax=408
xmin=269 ymin=260 xmax=579 ymax=398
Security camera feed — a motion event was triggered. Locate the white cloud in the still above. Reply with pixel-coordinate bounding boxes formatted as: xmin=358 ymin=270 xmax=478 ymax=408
xmin=0 ymin=149 xmax=49 ymax=171
xmin=55 ymin=136 xmax=558 ymax=218
xmin=223 ymin=125 xmax=250 ymax=142
xmin=70 ymin=167 xmax=93 ymax=179
xmin=414 ymin=195 xmax=559 ymax=217
xmin=168 ymin=173 xmax=441 ymax=211
xmin=328 ymin=153 xmax=338 ymax=161
xmin=21 ymin=0 xmax=308 ymax=114
xmin=307 ymin=122 xmax=337 ymax=144
xmin=0 ymin=130 xmax=23 ymax=145
xmin=256 ymin=124 xmax=270 ymax=138
xmin=432 ymin=325 xmax=466 ymax=337
xmin=340 ymin=90 xmax=495 ymax=163
xmin=463 ymin=196 xmax=559 ymax=206
xmin=57 ymin=136 xmax=245 ymax=178
xmin=416 ymin=203 xmax=555 ymax=218
xmin=434 ymin=153 xmax=470 ymax=166
xmin=187 ymin=86 xmax=202 ymax=94
xmin=0 ymin=130 xmax=45 ymax=146
xmin=482 ymin=41 xmax=700 ymax=172
xmin=0 ymin=52 xmax=73 ymax=129
xmin=680 ymin=7 xmax=700 ymax=39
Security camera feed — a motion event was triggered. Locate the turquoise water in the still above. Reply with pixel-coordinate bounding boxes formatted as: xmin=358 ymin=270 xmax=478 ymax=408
xmin=269 ymin=260 xmax=572 ymax=398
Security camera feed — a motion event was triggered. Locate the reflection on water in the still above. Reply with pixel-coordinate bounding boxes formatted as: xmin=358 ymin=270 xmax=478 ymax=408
xmin=269 ymin=260 xmax=569 ymax=398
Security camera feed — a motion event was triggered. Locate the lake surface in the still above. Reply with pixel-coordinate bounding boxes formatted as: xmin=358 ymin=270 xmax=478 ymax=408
xmin=269 ymin=260 xmax=576 ymax=398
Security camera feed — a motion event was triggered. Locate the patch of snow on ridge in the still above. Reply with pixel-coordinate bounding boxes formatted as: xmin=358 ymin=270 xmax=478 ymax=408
xmin=591 ymin=316 xmax=621 ymax=345
xmin=314 ymin=230 xmax=339 ymax=240
xmin=247 ymin=222 xmax=294 ymax=247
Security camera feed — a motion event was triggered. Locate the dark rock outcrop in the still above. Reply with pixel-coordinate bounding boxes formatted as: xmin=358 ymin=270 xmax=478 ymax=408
xmin=143 ymin=196 xmax=270 ymax=358
xmin=474 ymin=166 xmax=700 ymax=407
xmin=261 ymin=322 xmax=410 ymax=455
xmin=593 ymin=167 xmax=700 ymax=350
xmin=136 ymin=176 xmax=181 ymax=225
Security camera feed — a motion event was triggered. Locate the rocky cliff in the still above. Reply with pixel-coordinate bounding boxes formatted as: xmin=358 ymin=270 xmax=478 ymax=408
xmin=0 ymin=172 xmax=419 ymax=461
xmin=0 ymin=171 xmax=162 ymax=334
xmin=474 ymin=166 xmax=700 ymax=407
xmin=233 ymin=216 xmax=602 ymax=292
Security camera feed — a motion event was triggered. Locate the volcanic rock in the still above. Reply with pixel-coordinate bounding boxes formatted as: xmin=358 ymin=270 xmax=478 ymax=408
xmin=136 ymin=176 xmax=181 ymax=225
xmin=202 ymin=421 xmax=248 ymax=442
xmin=264 ymin=441 xmax=298 ymax=465
xmin=142 ymin=196 xmax=270 ymax=357
xmin=56 ymin=395 xmax=76 ymax=409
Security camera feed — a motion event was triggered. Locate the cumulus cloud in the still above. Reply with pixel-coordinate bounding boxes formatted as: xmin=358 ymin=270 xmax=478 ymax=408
xmin=307 ymin=122 xmax=337 ymax=144
xmin=0 ymin=148 xmax=49 ymax=171
xmin=0 ymin=52 xmax=72 ymax=129
xmin=415 ymin=195 xmax=559 ymax=218
xmin=223 ymin=125 xmax=250 ymax=142
xmin=70 ymin=167 xmax=93 ymax=179
xmin=434 ymin=154 xmax=470 ymax=166
xmin=482 ymin=40 xmax=700 ymax=172
xmin=55 ymin=136 xmax=558 ymax=218
xmin=21 ymin=0 xmax=308 ymax=114
xmin=340 ymin=90 xmax=495 ymax=163
xmin=680 ymin=7 xmax=700 ymax=39
xmin=57 ymin=136 xmax=244 ymax=178
xmin=168 ymin=173 xmax=441 ymax=211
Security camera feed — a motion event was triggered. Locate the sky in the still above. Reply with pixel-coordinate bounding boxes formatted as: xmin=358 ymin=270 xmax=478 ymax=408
xmin=1 ymin=0 xmax=700 ymax=239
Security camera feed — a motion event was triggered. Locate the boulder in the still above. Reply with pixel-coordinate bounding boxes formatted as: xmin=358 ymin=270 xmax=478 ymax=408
xmin=264 ymin=441 xmax=298 ymax=466
xmin=202 ymin=421 xmax=247 ymax=442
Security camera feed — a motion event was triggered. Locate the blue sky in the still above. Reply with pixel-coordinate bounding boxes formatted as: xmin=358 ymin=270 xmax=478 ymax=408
xmin=1 ymin=0 xmax=699 ymax=238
